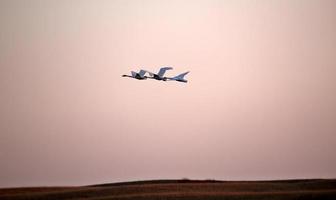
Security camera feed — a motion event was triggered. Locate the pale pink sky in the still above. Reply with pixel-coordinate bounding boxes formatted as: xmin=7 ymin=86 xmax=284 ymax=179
xmin=1 ymin=0 xmax=336 ymax=187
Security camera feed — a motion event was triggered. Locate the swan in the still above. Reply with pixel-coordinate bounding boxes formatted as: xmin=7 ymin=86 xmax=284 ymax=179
xmin=147 ymin=67 xmax=173 ymax=81
xmin=122 ymin=69 xmax=148 ymax=80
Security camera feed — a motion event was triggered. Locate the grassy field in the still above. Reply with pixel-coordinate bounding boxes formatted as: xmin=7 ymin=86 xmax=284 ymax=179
xmin=1 ymin=179 xmax=336 ymax=200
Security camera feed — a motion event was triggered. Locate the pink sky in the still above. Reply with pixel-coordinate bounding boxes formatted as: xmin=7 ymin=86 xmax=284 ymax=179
xmin=1 ymin=0 xmax=336 ymax=187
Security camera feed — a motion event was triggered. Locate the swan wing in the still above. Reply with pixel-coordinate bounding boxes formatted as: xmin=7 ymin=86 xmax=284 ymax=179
xmin=174 ymin=71 xmax=189 ymax=79
xmin=138 ymin=69 xmax=147 ymax=78
xmin=131 ymin=71 xmax=137 ymax=78
xmin=157 ymin=67 xmax=173 ymax=77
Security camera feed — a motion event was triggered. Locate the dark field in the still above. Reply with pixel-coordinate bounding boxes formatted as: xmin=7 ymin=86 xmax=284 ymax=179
xmin=1 ymin=179 xmax=336 ymax=200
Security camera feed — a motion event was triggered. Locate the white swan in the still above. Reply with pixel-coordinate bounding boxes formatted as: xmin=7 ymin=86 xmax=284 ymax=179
xmin=122 ymin=69 xmax=148 ymax=80
xmin=147 ymin=67 xmax=173 ymax=81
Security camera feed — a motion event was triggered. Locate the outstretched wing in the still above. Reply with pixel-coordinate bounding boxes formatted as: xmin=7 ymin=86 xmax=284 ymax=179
xmin=138 ymin=69 xmax=147 ymax=78
xmin=157 ymin=67 xmax=173 ymax=78
xmin=131 ymin=71 xmax=137 ymax=78
xmin=174 ymin=71 xmax=189 ymax=79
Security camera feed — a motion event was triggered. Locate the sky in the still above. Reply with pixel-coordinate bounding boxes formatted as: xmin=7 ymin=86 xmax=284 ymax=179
xmin=0 ymin=0 xmax=336 ymax=187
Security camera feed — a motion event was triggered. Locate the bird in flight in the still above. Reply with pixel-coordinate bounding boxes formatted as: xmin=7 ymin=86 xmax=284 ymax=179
xmin=122 ymin=67 xmax=189 ymax=83
xmin=146 ymin=67 xmax=173 ymax=81
xmin=122 ymin=69 xmax=148 ymax=80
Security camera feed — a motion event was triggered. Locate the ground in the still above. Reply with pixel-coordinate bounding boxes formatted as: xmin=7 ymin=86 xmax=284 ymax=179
xmin=1 ymin=179 xmax=336 ymax=200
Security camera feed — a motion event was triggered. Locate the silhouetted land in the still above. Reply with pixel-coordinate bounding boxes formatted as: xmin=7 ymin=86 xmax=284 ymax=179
xmin=1 ymin=179 xmax=336 ymax=200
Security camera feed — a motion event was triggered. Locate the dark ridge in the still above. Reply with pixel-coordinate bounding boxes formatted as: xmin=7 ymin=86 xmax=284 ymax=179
xmin=89 ymin=179 xmax=224 ymax=187
xmin=88 ymin=178 xmax=335 ymax=187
